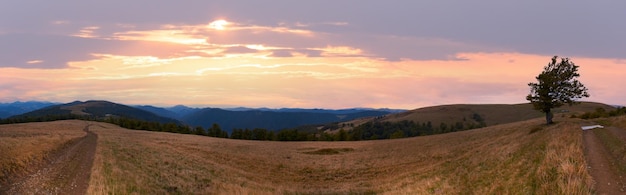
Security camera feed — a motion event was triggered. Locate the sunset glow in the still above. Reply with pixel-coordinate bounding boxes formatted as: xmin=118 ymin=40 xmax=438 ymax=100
xmin=209 ymin=20 xmax=229 ymax=30
xmin=1 ymin=1 xmax=624 ymax=108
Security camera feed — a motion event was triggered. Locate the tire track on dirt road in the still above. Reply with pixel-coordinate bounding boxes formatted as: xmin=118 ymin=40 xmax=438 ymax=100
xmin=583 ymin=128 xmax=626 ymax=194
xmin=2 ymin=124 xmax=97 ymax=195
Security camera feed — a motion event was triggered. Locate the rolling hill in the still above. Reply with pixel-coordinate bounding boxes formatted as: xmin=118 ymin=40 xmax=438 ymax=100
xmin=381 ymin=102 xmax=614 ymax=125
xmin=10 ymin=100 xmax=179 ymax=124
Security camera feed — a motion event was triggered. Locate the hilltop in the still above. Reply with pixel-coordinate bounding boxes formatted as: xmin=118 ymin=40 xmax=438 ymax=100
xmin=9 ymin=100 xmax=179 ymax=124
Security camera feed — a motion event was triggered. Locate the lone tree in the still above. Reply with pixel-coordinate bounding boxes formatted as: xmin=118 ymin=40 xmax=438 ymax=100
xmin=527 ymin=56 xmax=589 ymax=124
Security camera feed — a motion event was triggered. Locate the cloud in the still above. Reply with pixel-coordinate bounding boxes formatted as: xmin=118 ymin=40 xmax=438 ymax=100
xmin=314 ymin=46 xmax=364 ymax=57
xmin=270 ymin=50 xmax=293 ymax=57
xmin=72 ymin=26 xmax=101 ymax=38
xmin=26 ymin=60 xmax=44 ymax=64
xmin=0 ymin=14 xmax=547 ymax=71
xmin=0 ymin=33 xmax=196 ymax=68
xmin=0 ymin=20 xmax=329 ymax=68
xmin=3 ymin=1 xmax=626 ymax=60
xmin=222 ymin=46 xmax=259 ymax=54
xmin=0 ymin=34 xmax=95 ymax=68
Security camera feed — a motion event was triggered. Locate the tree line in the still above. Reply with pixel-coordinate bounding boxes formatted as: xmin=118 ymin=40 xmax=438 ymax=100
xmin=346 ymin=119 xmax=486 ymax=141
xmin=1 ymin=113 xmax=486 ymax=141
xmin=571 ymin=107 xmax=626 ymax=120
xmin=0 ymin=114 xmax=227 ymax=138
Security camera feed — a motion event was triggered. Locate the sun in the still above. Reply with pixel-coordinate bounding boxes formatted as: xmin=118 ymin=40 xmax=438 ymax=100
xmin=209 ymin=20 xmax=229 ymax=30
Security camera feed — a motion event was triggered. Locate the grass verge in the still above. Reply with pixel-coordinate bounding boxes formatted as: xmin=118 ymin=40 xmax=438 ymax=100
xmin=593 ymin=128 xmax=626 ymax=174
xmin=0 ymin=120 xmax=86 ymax=186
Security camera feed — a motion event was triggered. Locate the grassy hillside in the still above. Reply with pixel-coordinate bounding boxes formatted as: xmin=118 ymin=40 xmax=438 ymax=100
xmin=331 ymin=102 xmax=613 ymax=132
xmin=384 ymin=102 xmax=613 ymax=125
xmin=86 ymin=117 xmax=593 ymax=194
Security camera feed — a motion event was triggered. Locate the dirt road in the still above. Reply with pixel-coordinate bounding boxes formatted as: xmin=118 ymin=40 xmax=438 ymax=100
xmin=583 ymin=127 xmax=626 ymax=194
xmin=2 ymin=124 xmax=97 ymax=195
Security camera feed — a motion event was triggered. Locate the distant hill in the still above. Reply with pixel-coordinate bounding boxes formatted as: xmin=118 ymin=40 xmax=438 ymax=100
xmin=222 ymin=107 xmax=406 ymax=114
xmin=0 ymin=101 xmax=58 ymax=118
xmin=166 ymin=105 xmax=201 ymax=117
xmin=11 ymin=100 xmax=179 ymax=124
xmin=132 ymin=105 xmax=398 ymax=132
xmin=134 ymin=105 xmax=181 ymax=120
xmin=180 ymin=108 xmax=391 ymax=132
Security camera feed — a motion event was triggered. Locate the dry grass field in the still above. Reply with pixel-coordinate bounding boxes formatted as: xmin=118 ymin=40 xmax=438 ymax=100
xmin=0 ymin=120 xmax=88 ymax=187
xmin=85 ymin=116 xmax=594 ymax=194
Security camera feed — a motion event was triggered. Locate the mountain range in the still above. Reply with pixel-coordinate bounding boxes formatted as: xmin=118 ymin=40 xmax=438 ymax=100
xmin=178 ymin=108 xmax=392 ymax=132
xmin=0 ymin=101 xmax=58 ymax=119
xmin=134 ymin=104 xmax=398 ymax=131
xmin=4 ymin=100 xmax=401 ymax=132
xmin=5 ymin=100 xmax=615 ymax=134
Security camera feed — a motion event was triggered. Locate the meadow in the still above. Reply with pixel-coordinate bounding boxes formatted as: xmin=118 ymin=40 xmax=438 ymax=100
xmin=85 ymin=117 xmax=593 ymax=194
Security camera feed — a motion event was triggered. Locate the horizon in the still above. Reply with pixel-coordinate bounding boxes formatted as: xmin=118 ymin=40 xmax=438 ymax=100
xmin=1 ymin=1 xmax=625 ymax=108
xmin=1 ymin=99 xmax=617 ymax=111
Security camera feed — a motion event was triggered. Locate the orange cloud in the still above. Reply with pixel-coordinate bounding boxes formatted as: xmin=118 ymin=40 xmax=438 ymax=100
xmin=72 ymin=26 xmax=100 ymax=38
xmin=208 ymin=20 xmax=229 ymax=30
xmin=26 ymin=60 xmax=44 ymax=64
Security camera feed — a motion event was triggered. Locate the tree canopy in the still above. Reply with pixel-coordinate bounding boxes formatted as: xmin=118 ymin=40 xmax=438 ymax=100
xmin=526 ymin=56 xmax=589 ymax=124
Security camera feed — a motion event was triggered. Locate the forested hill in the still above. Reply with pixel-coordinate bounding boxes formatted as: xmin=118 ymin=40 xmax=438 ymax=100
xmin=10 ymin=100 xmax=180 ymax=124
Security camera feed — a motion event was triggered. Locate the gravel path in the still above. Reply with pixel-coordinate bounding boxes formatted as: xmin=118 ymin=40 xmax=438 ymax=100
xmin=583 ymin=128 xmax=626 ymax=194
xmin=3 ymin=124 xmax=97 ymax=195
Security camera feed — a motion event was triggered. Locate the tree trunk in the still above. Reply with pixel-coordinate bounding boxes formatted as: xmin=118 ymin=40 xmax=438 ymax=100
xmin=545 ymin=109 xmax=554 ymax=125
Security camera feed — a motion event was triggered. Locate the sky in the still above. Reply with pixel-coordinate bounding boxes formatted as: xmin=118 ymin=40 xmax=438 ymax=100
xmin=1 ymin=0 xmax=625 ymax=109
